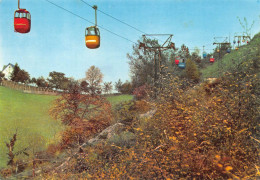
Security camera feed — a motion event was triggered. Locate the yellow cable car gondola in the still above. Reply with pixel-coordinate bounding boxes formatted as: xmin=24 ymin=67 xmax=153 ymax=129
xmin=85 ymin=5 xmax=100 ymax=49
xmin=85 ymin=26 xmax=100 ymax=49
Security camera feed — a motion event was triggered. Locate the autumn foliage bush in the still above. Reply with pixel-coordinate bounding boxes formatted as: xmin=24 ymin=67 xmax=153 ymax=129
xmin=133 ymin=84 xmax=149 ymax=100
xmin=134 ymin=100 xmax=150 ymax=113
xmin=113 ymin=99 xmax=151 ymax=125
xmin=113 ymin=100 xmax=136 ymax=125
xmin=129 ymin=59 xmax=259 ymax=179
xmin=50 ymin=83 xmax=112 ymax=149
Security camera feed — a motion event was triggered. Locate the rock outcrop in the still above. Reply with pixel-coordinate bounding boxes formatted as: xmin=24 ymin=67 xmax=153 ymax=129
xmin=86 ymin=123 xmax=126 ymax=145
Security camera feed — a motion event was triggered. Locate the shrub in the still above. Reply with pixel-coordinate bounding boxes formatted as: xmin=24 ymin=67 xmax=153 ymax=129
xmin=46 ymin=143 xmax=61 ymax=156
xmin=50 ymin=84 xmax=112 ymax=149
xmin=133 ymin=85 xmax=149 ymax=100
xmin=108 ymin=131 xmax=136 ymax=148
xmin=113 ymin=100 xmax=136 ymax=125
xmin=134 ymin=100 xmax=150 ymax=113
xmin=113 ymin=100 xmax=151 ymax=125
xmin=0 ymin=168 xmax=13 ymax=178
xmin=184 ymin=59 xmax=200 ymax=82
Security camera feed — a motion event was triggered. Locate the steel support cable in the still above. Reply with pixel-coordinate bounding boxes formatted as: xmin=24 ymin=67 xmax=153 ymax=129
xmin=80 ymin=0 xmax=222 ymax=51
xmin=80 ymin=0 xmax=146 ymax=34
xmin=44 ymin=0 xmax=137 ymax=45
xmin=79 ymin=0 xmax=165 ymax=43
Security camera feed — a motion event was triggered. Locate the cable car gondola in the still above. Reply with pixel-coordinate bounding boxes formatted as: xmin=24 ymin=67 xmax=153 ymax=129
xmin=210 ymin=57 xmax=215 ymax=63
xmin=226 ymin=48 xmax=231 ymax=53
xmin=203 ymin=52 xmax=207 ymax=58
xmin=14 ymin=0 xmax=31 ymax=33
xmin=175 ymin=57 xmax=180 ymax=65
xmin=178 ymin=62 xmax=186 ymax=69
xmin=178 ymin=59 xmax=186 ymax=69
xmin=85 ymin=26 xmax=100 ymax=49
xmin=85 ymin=5 xmax=100 ymax=49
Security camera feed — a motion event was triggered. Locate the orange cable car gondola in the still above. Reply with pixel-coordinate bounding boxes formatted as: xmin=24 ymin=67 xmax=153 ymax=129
xmin=85 ymin=5 xmax=100 ymax=49
xmin=14 ymin=0 xmax=31 ymax=33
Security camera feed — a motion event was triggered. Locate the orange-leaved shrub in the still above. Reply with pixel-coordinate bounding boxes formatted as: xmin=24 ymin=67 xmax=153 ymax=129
xmin=50 ymin=83 xmax=112 ymax=149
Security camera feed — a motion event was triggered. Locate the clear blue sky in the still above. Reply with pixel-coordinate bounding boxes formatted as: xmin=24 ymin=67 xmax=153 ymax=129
xmin=0 ymin=0 xmax=260 ymax=83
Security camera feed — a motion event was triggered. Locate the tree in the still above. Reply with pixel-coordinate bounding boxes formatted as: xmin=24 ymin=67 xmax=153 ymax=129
xmin=167 ymin=44 xmax=190 ymax=77
xmin=127 ymin=38 xmax=163 ymax=88
xmin=177 ymin=44 xmax=191 ymax=62
xmin=10 ymin=63 xmax=21 ymax=82
xmin=114 ymin=79 xmax=123 ymax=93
xmin=80 ymin=81 xmax=90 ymax=93
xmin=120 ymin=80 xmax=133 ymax=94
xmin=103 ymin=82 xmax=113 ymax=94
xmin=47 ymin=71 xmax=69 ymax=90
xmin=191 ymin=46 xmax=202 ymax=64
xmin=31 ymin=77 xmax=37 ymax=84
xmin=36 ymin=76 xmax=47 ymax=87
xmin=0 ymin=71 xmax=4 ymax=83
xmin=10 ymin=63 xmax=30 ymax=83
xmin=16 ymin=70 xmax=30 ymax=83
xmin=85 ymin=66 xmax=103 ymax=95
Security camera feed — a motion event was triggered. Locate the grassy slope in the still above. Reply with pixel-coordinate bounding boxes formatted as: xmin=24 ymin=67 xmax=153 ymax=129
xmin=106 ymin=94 xmax=133 ymax=108
xmin=201 ymin=32 xmax=260 ymax=78
xmin=0 ymin=86 xmax=62 ymax=168
xmin=0 ymin=86 xmax=132 ymax=168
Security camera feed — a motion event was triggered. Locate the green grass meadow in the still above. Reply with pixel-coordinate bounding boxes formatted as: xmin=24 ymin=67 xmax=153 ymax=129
xmin=0 ymin=86 xmax=132 ymax=168
xmin=0 ymin=86 xmax=61 ymax=168
xmin=106 ymin=94 xmax=133 ymax=108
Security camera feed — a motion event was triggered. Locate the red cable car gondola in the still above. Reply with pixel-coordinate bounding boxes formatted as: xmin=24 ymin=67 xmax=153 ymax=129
xmin=14 ymin=0 xmax=31 ymax=33
xmin=175 ymin=56 xmax=180 ymax=65
xmin=210 ymin=57 xmax=215 ymax=63
xmin=85 ymin=5 xmax=100 ymax=49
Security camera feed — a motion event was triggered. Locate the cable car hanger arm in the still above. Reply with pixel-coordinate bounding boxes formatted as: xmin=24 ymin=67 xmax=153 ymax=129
xmin=93 ymin=5 xmax=97 ymax=26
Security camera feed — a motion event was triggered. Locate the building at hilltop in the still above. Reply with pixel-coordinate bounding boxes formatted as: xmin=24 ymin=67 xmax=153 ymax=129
xmin=2 ymin=63 xmax=14 ymax=80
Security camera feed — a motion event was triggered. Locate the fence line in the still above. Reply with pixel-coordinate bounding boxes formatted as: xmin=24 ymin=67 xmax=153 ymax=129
xmin=1 ymin=80 xmax=59 ymax=95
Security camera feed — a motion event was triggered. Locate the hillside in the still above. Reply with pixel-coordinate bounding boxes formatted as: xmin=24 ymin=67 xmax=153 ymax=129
xmin=1 ymin=41 xmax=259 ymax=178
xmin=0 ymin=86 xmax=133 ymax=168
xmin=201 ymin=32 xmax=260 ymax=78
